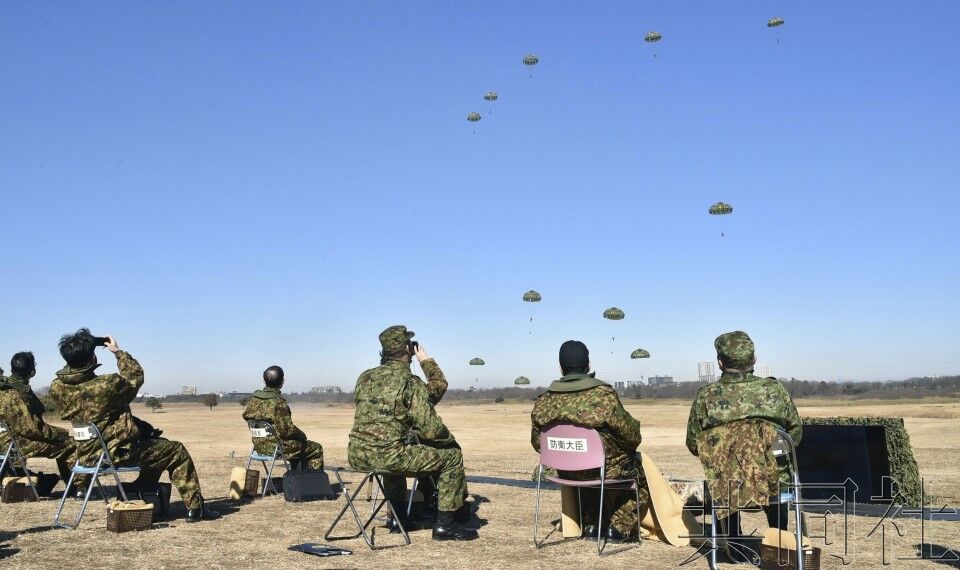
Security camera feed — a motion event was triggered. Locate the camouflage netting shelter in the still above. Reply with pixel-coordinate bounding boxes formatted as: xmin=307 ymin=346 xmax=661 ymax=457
xmin=803 ymin=417 xmax=922 ymax=506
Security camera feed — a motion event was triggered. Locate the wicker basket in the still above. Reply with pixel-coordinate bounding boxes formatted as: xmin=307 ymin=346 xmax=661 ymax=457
xmin=760 ymin=543 xmax=821 ymax=570
xmin=106 ymin=501 xmax=154 ymax=532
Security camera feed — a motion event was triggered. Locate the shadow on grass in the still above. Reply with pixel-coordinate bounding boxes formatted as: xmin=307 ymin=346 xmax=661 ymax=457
xmin=913 ymin=544 xmax=960 ymax=568
xmin=0 ymin=525 xmax=62 ymax=559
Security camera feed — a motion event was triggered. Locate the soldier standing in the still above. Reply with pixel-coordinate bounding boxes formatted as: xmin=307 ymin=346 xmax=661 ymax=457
xmin=685 ymin=330 xmax=802 ymax=534
xmin=48 ymin=329 xmax=219 ymax=522
xmin=242 ymin=365 xmax=324 ymax=470
xmin=531 ymin=340 xmax=649 ymax=542
xmin=0 ymin=352 xmax=82 ymax=488
xmin=348 ymin=325 xmax=477 ymax=541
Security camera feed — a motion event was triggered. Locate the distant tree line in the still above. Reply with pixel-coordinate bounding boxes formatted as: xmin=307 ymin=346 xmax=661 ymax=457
xmin=46 ymin=374 xmax=953 ymax=415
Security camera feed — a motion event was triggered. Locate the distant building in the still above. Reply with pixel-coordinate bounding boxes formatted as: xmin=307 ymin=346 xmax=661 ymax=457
xmin=310 ymin=385 xmax=342 ymax=394
xmin=648 ymin=375 xmax=675 ymax=387
xmin=613 ymin=381 xmax=626 ymax=391
xmin=754 ymin=363 xmax=771 ymax=378
xmin=698 ymin=362 xmax=716 ymax=384
xmin=625 ymin=380 xmax=644 ymax=389
xmin=181 ymin=385 xmax=198 ymax=396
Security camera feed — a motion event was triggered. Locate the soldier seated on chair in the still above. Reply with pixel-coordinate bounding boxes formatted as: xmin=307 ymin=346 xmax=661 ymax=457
xmin=347 ymin=325 xmax=477 ymax=541
xmin=530 ymin=340 xmax=650 ymax=544
xmin=48 ymin=328 xmax=219 ymax=522
xmin=0 ymin=352 xmax=85 ymax=491
xmin=685 ymin=330 xmax=803 ymax=538
xmin=242 ymin=365 xmax=324 ymax=471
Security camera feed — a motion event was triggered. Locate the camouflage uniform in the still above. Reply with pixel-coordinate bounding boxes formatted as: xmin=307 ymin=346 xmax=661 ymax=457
xmin=531 ymin=373 xmax=650 ymax=536
xmin=0 ymin=374 xmax=77 ymax=484
xmin=242 ymin=387 xmax=324 ymax=470
xmin=48 ymin=350 xmax=204 ymax=509
xmin=686 ymin=331 xmax=802 ymax=519
xmin=348 ymin=326 xmax=466 ymax=512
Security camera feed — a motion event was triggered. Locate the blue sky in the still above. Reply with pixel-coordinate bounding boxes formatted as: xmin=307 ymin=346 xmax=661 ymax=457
xmin=1 ymin=1 xmax=958 ymax=393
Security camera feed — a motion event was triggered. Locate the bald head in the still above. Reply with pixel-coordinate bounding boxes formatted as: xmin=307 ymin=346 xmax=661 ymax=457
xmin=263 ymin=365 xmax=284 ymax=389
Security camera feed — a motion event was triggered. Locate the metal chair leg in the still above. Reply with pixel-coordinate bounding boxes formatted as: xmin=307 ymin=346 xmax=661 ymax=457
xmin=532 ymin=465 xmax=544 ymax=548
xmin=53 ymin=468 xmax=78 ymax=528
xmin=597 ymin=477 xmax=606 ymax=554
xmin=407 ymin=478 xmax=419 ymax=518
xmin=708 ymin=494 xmax=720 ymax=570
xmin=324 ymin=470 xmax=411 ymax=549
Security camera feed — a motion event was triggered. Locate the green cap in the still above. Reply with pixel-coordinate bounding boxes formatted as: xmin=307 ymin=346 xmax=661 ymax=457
xmin=379 ymin=325 xmax=415 ymax=354
xmin=714 ymin=330 xmax=755 ymax=371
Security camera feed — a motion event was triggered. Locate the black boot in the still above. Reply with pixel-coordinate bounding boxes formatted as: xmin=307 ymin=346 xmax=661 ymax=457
xmin=185 ymin=497 xmax=221 ymax=523
xmin=606 ymin=526 xmax=637 ymax=544
xmin=432 ymin=510 xmax=478 ymax=541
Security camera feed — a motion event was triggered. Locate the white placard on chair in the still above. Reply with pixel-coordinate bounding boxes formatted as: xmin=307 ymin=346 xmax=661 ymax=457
xmin=250 ymin=427 xmax=270 ymax=438
xmin=546 ymin=437 xmax=588 ymax=452
xmin=72 ymin=425 xmax=95 ymax=441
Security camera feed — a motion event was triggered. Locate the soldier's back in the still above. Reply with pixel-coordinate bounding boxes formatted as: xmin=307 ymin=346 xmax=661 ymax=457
xmin=349 ymin=362 xmax=413 ymax=464
xmin=532 ymin=384 xmax=620 ymax=431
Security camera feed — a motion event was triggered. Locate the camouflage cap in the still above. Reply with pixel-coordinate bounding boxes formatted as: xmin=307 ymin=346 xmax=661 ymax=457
xmin=714 ymin=330 xmax=755 ymax=371
xmin=379 ymin=325 xmax=415 ymax=354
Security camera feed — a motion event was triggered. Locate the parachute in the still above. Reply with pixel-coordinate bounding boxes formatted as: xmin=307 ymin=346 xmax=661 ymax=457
xmin=767 ymin=17 xmax=784 ymax=28
xmin=522 ymin=290 xmax=541 ymax=333
xmin=644 ymin=31 xmax=662 ymax=58
xmin=514 ymin=376 xmax=531 ymax=386
xmin=631 ymin=348 xmax=651 ymax=359
xmin=469 ymin=357 xmax=485 ymax=366
xmin=466 ymin=112 xmax=482 ymax=122
xmin=603 ymin=307 xmax=625 ymax=355
xmin=484 ymin=91 xmax=498 ymax=102
xmin=522 ymin=54 xmax=539 ymax=79
xmin=603 ymin=307 xmax=625 ymax=320
xmin=709 ymin=202 xmax=733 ymax=215
xmin=709 ymin=202 xmax=733 ymax=237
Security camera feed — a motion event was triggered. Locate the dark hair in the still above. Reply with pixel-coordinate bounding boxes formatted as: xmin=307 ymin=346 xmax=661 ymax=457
xmin=561 ymin=363 xmax=590 ymax=375
xmin=379 ymin=345 xmax=409 ymax=365
xmin=11 ymin=351 xmax=35 ymax=378
xmin=263 ymin=365 xmax=284 ymax=389
xmin=59 ymin=328 xmax=104 ymax=368
xmin=559 ymin=340 xmax=590 ymax=376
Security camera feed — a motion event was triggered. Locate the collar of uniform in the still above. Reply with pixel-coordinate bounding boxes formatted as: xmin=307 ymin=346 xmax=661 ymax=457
xmin=384 ymin=359 xmax=412 ymax=372
xmin=719 ymin=371 xmax=756 ymax=384
xmin=548 ymin=372 xmax=607 ymax=393
xmin=4 ymin=375 xmax=31 ymax=390
xmin=253 ymin=387 xmax=282 ymax=399
xmin=54 ymin=362 xmax=102 ymax=384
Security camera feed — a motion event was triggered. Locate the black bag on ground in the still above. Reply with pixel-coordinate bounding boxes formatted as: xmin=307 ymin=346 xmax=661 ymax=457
xmin=122 ymin=482 xmax=172 ymax=520
xmin=282 ymin=470 xmax=335 ymax=502
xmin=36 ymin=472 xmax=60 ymax=497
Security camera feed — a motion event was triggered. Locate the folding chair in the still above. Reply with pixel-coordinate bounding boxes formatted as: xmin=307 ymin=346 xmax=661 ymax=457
xmin=245 ymin=420 xmax=291 ymax=496
xmin=0 ymin=420 xmax=40 ymax=501
xmin=324 ymin=468 xmax=411 ymax=549
xmin=706 ymin=426 xmax=806 ymax=570
xmin=533 ymin=424 xmax=644 ymax=554
xmin=406 ymin=475 xmax=438 ymax=519
xmin=53 ymin=422 xmax=141 ymax=529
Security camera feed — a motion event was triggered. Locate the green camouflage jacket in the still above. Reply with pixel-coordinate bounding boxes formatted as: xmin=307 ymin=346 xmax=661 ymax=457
xmin=685 ymin=372 xmax=802 ymax=456
xmin=0 ymin=375 xmax=70 ymax=455
xmin=696 ymin=418 xmax=782 ymax=514
xmin=48 ymin=350 xmax=144 ymax=464
xmin=530 ymin=373 xmax=643 ymax=479
xmin=242 ymin=387 xmax=310 ymax=456
xmin=420 ymin=359 xmax=447 ymax=405
xmin=348 ymin=359 xmax=454 ymax=467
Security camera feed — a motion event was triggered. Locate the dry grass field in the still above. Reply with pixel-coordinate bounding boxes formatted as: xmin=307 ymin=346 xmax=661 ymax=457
xmin=2 ymin=399 xmax=959 ymax=568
